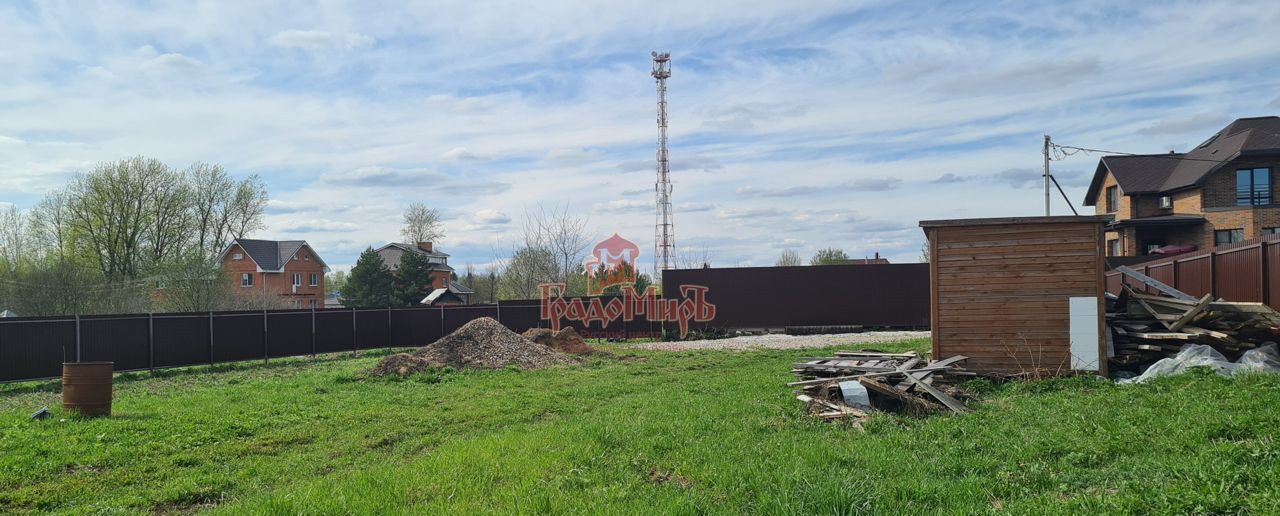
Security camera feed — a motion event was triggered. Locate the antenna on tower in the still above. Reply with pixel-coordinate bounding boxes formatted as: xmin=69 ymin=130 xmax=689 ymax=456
xmin=651 ymin=51 xmax=674 ymax=276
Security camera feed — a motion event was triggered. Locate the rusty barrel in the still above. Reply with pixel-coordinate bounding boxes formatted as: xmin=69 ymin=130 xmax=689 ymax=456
xmin=61 ymin=362 xmax=114 ymax=417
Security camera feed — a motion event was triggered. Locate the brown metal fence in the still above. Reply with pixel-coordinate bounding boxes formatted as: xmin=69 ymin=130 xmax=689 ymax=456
xmin=2 ymin=264 xmax=932 ymax=383
xmin=1104 ymin=233 xmax=1279 ymax=308
xmin=661 ymin=263 xmax=930 ymax=330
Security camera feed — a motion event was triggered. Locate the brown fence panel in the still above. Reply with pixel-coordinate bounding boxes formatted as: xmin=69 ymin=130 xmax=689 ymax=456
xmin=354 ymin=309 xmax=390 ymax=350
xmin=212 ymin=312 xmax=265 ymax=363
xmin=315 ymin=310 xmax=355 ymax=354
xmin=391 ymin=307 xmax=442 ymax=348
xmin=153 ymin=314 xmax=212 ymax=368
xmin=1175 ymin=256 xmax=1212 ymax=298
xmin=1215 ymin=247 xmax=1263 ymax=302
xmin=79 ymin=315 xmax=150 ymax=372
xmin=662 ymin=264 xmax=929 ymax=329
xmin=0 ymin=318 xmax=74 ymax=382
xmin=1269 ymin=241 xmax=1280 ymax=308
xmin=266 ymin=311 xmax=312 ymax=358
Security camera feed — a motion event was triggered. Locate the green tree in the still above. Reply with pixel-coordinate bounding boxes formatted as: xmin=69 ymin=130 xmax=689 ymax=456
xmin=342 ymin=247 xmax=395 ymax=308
xmin=325 ymin=270 xmax=347 ymax=293
xmin=393 ymin=248 xmax=435 ymax=306
xmin=776 ymin=249 xmax=802 ymax=266
xmin=810 ymin=248 xmax=850 ymax=265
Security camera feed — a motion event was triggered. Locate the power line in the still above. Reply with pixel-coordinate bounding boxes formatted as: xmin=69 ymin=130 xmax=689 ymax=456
xmin=1049 ymin=143 xmax=1234 ymax=165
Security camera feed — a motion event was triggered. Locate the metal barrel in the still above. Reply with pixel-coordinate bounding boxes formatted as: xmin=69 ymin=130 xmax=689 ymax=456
xmin=61 ymin=362 xmax=114 ymax=417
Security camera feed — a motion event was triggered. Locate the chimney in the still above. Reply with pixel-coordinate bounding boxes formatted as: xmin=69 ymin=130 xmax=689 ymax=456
xmin=417 ymin=241 xmax=433 ymax=253
xmin=874 ymin=252 xmax=880 ymax=261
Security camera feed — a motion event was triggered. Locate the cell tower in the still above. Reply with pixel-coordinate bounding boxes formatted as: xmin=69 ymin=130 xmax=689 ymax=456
xmin=652 ymin=51 xmax=674 ymax=275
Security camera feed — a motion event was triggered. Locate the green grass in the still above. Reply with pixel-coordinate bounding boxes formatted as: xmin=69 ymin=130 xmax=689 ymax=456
xmin=2 ymin=338 xmax=1279 ymax=514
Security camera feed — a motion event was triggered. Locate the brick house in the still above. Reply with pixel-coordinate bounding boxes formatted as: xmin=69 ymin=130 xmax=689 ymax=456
xmin=1083 ymin=116 xmax=1280 ymax=256
xmin=219 ymin=239 xmax=329 ymax=309
xmin=374 ymin=241 xmax=474 ymax=303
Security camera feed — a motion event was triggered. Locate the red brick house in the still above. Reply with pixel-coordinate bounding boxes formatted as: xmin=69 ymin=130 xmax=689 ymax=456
xmin=219 ymin=239 xmax=329 ymax=309
xmin=1084 ymin=116 xmax=1280 ymax=256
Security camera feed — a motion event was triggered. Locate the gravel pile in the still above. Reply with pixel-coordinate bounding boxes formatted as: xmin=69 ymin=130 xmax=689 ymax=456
xmin=411 ymin=317 xmax=575 ymax=369
xmin=630 ymin=331 xmax=930 ymax=351
xmin=370 ymin=353 xmax=432 ymax=377
xmin=523 ymin=327 xmax=597 ymax=354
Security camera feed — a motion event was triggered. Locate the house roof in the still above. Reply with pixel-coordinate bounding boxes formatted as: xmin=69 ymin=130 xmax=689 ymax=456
xmin=448 ymin=282 xmax=474 ymax=294
xmin=422 ymin=288 xmax=465 ymax=305
xmin=376 ymin=242 xmax=450 ymax=258
xmin=1084 ymin=116 xmax=1280 ymax=205
xmin=0 ymin=309 xmax=17 ymax=318
xmin=1106 ymin=214 xmax=1205 ymax=228
xmin=222 ymin=238 xmax=329 ymax=272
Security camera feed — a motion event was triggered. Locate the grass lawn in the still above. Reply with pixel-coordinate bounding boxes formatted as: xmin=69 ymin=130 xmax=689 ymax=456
xmin=2 ymin=337 xmax=1279 ymax=514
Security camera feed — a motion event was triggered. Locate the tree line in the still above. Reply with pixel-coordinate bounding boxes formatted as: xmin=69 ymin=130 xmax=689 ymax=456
xmin=0 ymin=156 xmax=268 ymax=316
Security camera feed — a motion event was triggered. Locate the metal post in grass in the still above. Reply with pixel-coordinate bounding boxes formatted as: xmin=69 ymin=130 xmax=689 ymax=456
xmin=387 ymin=305 xmax=392 ymax=353
xmin=208 ymin=311 xmax=215 ymax=366
xmin=262 ymin=309 xmax=269 ymax=366
xmin=148 ymin=312 xmax=155 ymax=373
xmin=311 ymin=306 xmax=317 ymax=359
xmin=351 ymin=307 xmax=357 ymax=357
xmin=74 ymin=314 xmax=81 ymax=362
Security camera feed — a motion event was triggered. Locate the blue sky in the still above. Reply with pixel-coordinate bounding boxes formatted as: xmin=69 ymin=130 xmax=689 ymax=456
xmin=2 ymin=0 xmax=1280 ymax=273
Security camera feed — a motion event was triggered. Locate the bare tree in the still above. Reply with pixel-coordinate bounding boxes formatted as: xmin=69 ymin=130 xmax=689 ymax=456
xmin=188 ymin=163 xmax=266 ymax=256
xmin=29 ymin=191 xmax=72 ymax=262
xmin=401 ymin=202 xmax=444 ymax=244
xmin=776 ymin=249 xmax=802 ymax=267
xmin=0 ymin=204 xmax=28 ymax=273
xmin=495 ymin=204 xmax=591 ymax=300
xmin=677 ymin=246 xmax=713 ymax=269
xmin=919 ymin=241 xmax=931 ymax=263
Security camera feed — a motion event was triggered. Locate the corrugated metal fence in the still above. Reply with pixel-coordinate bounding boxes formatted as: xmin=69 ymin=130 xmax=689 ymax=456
xmin=0 ymin=301 xmax=666 ymax=383
xmin=1104 ymin=234 xmax=1279 ymax=308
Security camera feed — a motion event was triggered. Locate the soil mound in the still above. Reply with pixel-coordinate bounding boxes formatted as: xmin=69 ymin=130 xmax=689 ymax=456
xmin=549 ymin=327 xmax=596 ymax=355
xmin=415 ymin=317 xmax=575 ymax=369
xmin=370 ymin=353 xmax=432 ymax=378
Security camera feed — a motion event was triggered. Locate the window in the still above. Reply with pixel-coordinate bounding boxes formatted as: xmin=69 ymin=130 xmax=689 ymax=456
xmin=309 ymin=299 xmax=317 ymax=309
xmin=241 ymin=273 xmax=253 ymax=287
xmin=1263 ymin=227 xmax=1280 ymax=236
xmin=309 ymin=273 xmax=318 ymax=287
xmin=1215 ymin=229 xmax=1244 ymax=246
xmin=1159 ymin=195 xmax=1172 ymax=209
xmin=292 ymin=273 xmax=302 ymax=286
xmin=1106 ymin=239 xmax=1121 ymax=256
xmin=233 ymin=253 xmax=243 ymax=260
xmin=293 ymin=299 xmax=302 ymax=309
xmin=1105 ymin=186 xmax=1118 ymax=213
xmin=1237 ymin=168 xmax=1272 ymax=206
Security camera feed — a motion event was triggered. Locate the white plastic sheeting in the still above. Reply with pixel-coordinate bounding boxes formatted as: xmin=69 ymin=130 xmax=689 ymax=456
xmin=1120 ymin=343 xmax=1280 ymax=384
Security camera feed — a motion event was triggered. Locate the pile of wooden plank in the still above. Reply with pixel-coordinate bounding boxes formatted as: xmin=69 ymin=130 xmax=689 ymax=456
xmin=789 ymin=351 xmax=974 ymax=427
xmin=1108 ymin=266 xmax=1280 ymax=370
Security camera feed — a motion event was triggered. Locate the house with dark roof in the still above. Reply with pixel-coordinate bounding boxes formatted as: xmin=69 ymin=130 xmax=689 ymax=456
xmin=219 ymin=238 xmax=329 ymax=308
xmin=1083 ymin=116 xmax=1280 ymax=256
xmin=374 ymin=242 xmax=471 ymax=302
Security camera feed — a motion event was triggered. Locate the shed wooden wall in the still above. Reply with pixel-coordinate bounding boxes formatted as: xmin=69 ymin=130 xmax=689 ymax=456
xmin=925 ymin=219 xmax=1106 ymax=375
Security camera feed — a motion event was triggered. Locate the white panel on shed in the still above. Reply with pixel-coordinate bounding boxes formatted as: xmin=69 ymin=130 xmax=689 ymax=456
xmin=1069 ymin=296 xmax=1100 ymax=371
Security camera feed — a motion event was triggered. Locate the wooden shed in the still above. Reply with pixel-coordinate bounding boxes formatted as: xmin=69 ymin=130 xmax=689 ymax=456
xmin=920 ymin=216 xmax=1109 ymax=376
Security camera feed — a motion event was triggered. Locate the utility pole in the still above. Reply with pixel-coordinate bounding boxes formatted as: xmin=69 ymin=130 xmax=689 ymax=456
xmin=1042 ymin=134 xmax=1052 ymax=216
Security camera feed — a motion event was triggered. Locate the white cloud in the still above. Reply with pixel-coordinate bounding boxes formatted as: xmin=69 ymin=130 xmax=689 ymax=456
xmin=441 ymin=147 xmax=481 ymax=161
xmin=471 ymin=209 xmax=511 ymax=224
xmin=269 ymin=30 xmax=375 ymax=51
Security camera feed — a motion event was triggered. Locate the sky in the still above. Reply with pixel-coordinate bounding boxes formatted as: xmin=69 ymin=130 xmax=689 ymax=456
xmin=2 ymin=1 xmax=1280 ymax=274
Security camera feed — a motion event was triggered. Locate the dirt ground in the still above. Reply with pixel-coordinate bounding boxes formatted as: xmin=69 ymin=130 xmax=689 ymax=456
xmin=624 ymin=331 xmax=930 ymax=351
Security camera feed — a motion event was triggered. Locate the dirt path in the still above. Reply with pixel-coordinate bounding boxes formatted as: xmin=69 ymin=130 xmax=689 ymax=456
xmin=625 ymin=331 xmax=930 ymax=351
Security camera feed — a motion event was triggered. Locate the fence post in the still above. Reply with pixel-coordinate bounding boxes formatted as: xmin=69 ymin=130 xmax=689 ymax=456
xmin=74 ymin=314 xmax=81 ymax=363
xmin=351 ymin=307 xmax=357 ymax=357
xmin=148 ymin=312 xmax=155 ymax=373
xmin=1261 ymin=242 xmax=1270 ymax=305
xmin=440 ymin=306 xmax=445 ymax=338
xmin=311 ymin=307 xmax=317 ymax=358
xmin=387 ymin=306 xmax=393 ymax=353
xmin=209 ymin=311 xmax=215 ymax=366
xmin=263 ymin=309 xmax=269 ymax=366
xmin=1209 ymin=252 xmax=1217 ymax=298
